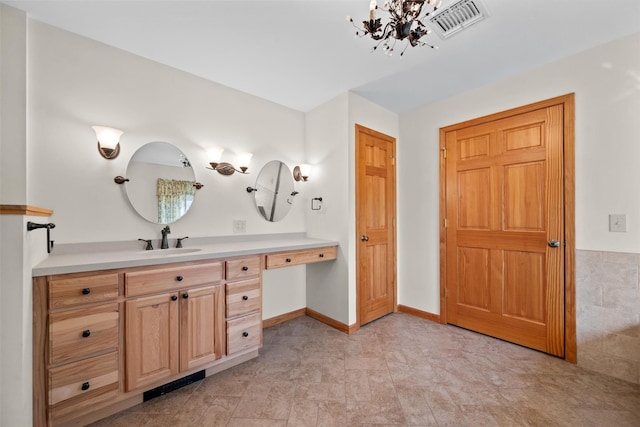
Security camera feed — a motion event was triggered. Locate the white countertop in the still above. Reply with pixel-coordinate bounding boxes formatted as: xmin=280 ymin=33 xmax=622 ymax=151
xmin=32 ymin=233 xmax=339 ymax=276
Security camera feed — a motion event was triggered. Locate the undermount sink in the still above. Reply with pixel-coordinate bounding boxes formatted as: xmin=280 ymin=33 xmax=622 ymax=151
xmin=139 ymin=248 xmax=202 ymax=257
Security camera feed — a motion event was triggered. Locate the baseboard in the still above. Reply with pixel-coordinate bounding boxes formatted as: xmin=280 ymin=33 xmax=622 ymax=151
xmin=264 ymin=306 xmax=440 ymax=333
xmin=398 ymin=305 xmax=442 ymax=323
xmin=305 ymin=308 xmax=357 ymax=334
xmin=262 ymin=308 xmax=306 ymax=329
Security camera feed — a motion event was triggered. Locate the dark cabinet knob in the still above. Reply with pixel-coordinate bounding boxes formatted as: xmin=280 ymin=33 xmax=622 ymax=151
xmin=81 ymin=382 xmax=90 ymax=391
xmin=176 ymin=275 xmax=183 ymax=282
xmin=242 ymin=266 xmax=249 ymax=271
xmin=82 ymin=288 xmax=91 ymax=295
xmin=171 ymin=295 xmax=178 ymax=301
xmin=182 ymin=293 xmax=189 ymax=299
xmin=82 ymin=329 xmax=91 ymax=338
xmin=319 ymin=253 xmax=324 ymax=258
xmin=242 ymin=331 xmax=249 ymax=337
xmin=242 ymin=295 xmax=249 ymax=301
xmin=286 ymin=258 xmax=292 ymax=263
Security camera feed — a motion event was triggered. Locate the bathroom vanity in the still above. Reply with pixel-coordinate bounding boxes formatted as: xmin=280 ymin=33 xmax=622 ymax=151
xmin=32 ymin=236 xmax=338 ymax=426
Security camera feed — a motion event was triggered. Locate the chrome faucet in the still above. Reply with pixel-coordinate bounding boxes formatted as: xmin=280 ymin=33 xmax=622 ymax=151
xmin=160 ymin=225 xmax=171 ymax=249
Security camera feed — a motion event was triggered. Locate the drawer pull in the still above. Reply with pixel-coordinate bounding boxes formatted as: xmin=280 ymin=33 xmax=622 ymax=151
xmin=171 ymin=295 xmax=178 ymax=301
xmin=176 ymin=275 xmax=184 ymax=282
xmin=81 ymin=382 xmax=90 ymax=391
xmin=82 ymin=288 xmax=91 ymax=295
xmin=286 ymin=258 xmax=292 ymax=263
xmin=319 ymin=253 xmax=324 ymax=258
xmin=242 ymin=331 xmax=249 ymax=337
xmin=242 ymin=295 xmax=249 ymax=301
xmin=242 ymin=266 xmax=249 ymax=271
xmin=82 ymin=329 xmax=91 ymax=338
xmin=182 ymin=292 xmax=189 ymax=299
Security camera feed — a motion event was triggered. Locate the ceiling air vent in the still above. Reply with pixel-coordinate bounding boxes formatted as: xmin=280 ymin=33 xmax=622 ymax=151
xmin=429 ymin=0 xmax=489 ymax=39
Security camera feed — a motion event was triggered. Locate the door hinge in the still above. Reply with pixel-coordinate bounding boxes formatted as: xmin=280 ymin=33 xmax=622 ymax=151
xmin=390 ymin=155 xmax=395 ymax=166
xmin=441 ymin=146 xmax=447 ymax=158
xmin=444 ymin=218 xmax=448 ymax=228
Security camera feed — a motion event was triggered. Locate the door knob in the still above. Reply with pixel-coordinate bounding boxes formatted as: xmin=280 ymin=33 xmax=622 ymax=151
xmin=548 ymin=240 xmax=560 ymax=248
xmin=361 ymin=235 xmax=369 ymax=242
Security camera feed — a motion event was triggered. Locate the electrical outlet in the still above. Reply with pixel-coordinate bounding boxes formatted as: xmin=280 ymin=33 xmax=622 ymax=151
xmin=233 ymin=219 xmax=246 ymax=233
xmin=609 ymin=214 xmax=626 ymax=232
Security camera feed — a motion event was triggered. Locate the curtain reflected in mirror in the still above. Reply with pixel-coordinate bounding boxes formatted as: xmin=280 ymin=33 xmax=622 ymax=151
xmin=157 ymin=178 xmax=195 ymax=224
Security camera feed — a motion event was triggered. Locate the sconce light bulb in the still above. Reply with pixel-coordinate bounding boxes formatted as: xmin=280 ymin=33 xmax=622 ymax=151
xmin=92 ymin=126 xmax=123 ymax=150
xmin=207 ymin=147 xmax=224 ymax=163
xmin=299 ymin=164 xmax=312 ymax=179
xmin=237 ymin=152 xmax=253 ymax=170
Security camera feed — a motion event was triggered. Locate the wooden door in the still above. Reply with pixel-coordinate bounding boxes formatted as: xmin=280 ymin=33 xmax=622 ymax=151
xmin=180 ymin=285 xmax=225 ymax=371
xmin=356 ymin=124 xmax=397 ymax=326
xmin=125 ymin=292 xmax=179 ymax=391
xmin=444 ymin=103 xmax=565 ymax=356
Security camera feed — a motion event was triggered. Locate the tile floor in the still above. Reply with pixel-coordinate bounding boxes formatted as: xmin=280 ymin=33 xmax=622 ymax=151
xmin=90 ymin=313 xmax=640 ymax=426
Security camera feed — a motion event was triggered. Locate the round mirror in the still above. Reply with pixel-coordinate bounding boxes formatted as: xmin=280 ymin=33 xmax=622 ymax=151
xmin=124 ymin=142 xmax=197 ymax=224
xmin=253 ymin=160 xmax=296 ymax=222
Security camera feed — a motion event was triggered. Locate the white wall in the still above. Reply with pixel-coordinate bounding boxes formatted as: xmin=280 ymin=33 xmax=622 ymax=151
xmin=304 ymin=93 xmax=350 ymax=324
xmin=27 ymin=20 xmax=308 ymax=244
xmin=398 ymin=32 xmax=640 ymax=314
xmin=0 ymin=6 xmax=31 ymax=426
xmin=304 ymin=92 xmax=398 ymax=326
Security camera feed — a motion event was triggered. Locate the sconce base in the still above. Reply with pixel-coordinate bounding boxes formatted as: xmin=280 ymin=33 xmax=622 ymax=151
xmin=98 ymin=142 xmax=120 ymax=160
xmin=213 ymin=162 xmax=236 ymax=176
xmin=293 ymin=165 xmax=309 ymax=182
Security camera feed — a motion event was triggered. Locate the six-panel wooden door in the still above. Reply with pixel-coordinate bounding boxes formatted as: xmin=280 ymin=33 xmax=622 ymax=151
xmin=444 ymin=104 xmax=565 ymax=356
xmin=356 ymin=124 xmax=397 ymax=326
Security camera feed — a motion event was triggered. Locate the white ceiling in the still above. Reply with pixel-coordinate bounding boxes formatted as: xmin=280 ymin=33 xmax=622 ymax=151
xmin=4 ymin=0 xmax=640 ymax=113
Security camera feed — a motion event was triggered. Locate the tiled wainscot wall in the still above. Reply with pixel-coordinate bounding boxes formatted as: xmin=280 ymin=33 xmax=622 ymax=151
xmin=576 ymin=250 xmax=640 ymax=384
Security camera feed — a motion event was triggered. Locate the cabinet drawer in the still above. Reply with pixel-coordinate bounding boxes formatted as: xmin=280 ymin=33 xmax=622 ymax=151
xmin=226 ymin=256 xmax=261 ymax=281
xmin=226 ymin=312 xmax=262 ymax=354
xmin=49 ymin=303 xmax=119 ymax=365
xmin=125 ymin=262 xmax=223 ymax=296
xmin=226 ymin=278 xmax=261 ymax=318
xmin=49 ymin=352 xmax=118 ymax=422
xmin=265 ymin=246 xmax=337 ymax=269
xmin=49 ymin=273 xmax=118 ymax=309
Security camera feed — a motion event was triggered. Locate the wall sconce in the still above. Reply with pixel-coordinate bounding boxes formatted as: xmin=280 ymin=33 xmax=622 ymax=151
xmin=206 ymin=148 xmax=252 ymax=176
xmin=92 ymin=126 xmax=123 ymax=160
xmin=293 ymin=164 xmax=311 ymax=182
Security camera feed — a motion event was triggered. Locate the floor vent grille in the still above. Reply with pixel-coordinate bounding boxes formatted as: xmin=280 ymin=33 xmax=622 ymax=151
xmin=143 ymin=370 xmax=205 ymax=402
xmin=429 ymin=0 xmax=489 ymax=39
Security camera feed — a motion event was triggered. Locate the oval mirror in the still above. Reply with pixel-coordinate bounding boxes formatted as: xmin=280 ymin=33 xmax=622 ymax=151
xmin=124 ymin=141 xmax=197 ymax=224
xmin=253 ymin=160 xmax=296 ymax=222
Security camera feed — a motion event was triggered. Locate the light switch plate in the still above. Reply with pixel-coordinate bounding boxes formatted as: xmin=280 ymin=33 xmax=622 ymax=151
xmin=609 ymin=214 xmax=626 ymax=232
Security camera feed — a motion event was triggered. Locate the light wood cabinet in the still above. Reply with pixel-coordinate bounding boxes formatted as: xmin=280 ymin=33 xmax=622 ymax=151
xmin=124 ymin=262 xmax=225 ymax=391
xmin=34 ymin=271 xmax=121 ymax=426
xmin=34 ymin=244 xmax=336 ymax=426
xmin=265 ymin=246 xmax=337 ymax=269
xmin=225 ymin=256 xmax=262 ymax=355
xmin=179 ymin=285 xmax=225 ymax=371
xmin=124 ymin=292 xmax=179 ymax=391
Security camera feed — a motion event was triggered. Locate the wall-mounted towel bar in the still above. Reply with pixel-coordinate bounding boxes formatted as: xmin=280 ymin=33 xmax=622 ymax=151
xmin=27 ymin=221 xmax=56 ymax=253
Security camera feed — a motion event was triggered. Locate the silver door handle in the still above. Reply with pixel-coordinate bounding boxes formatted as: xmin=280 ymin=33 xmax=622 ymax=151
xmin=548 ymin=240 xmax=560 ymax=248
xmin=361 ymin=235 xmax=369 ymax=242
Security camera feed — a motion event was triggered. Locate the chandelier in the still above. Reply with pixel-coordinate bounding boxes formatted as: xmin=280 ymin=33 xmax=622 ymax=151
xmin=348 ymin=0 xmax=442 ymax=56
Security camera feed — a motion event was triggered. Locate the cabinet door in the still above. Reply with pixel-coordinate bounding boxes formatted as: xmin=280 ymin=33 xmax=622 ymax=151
xmin=125 ymin=293 xmax=179 ymax=391
xmin=180 ymin=285 xmax=225 ymax=371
